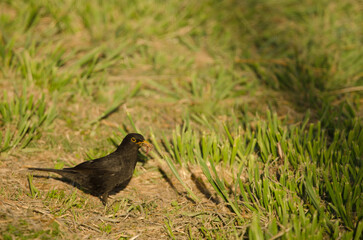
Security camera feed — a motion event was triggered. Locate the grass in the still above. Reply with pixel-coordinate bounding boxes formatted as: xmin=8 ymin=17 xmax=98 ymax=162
xmin=0 ymin=0 xmax=362 ymax=239
xmin=151 ymin=113 xmax=362 ymax=238
xmin=2 ymin=221 xmax=61 ymax=240
xmin=0 ymin=86 xmax=57 ymax=152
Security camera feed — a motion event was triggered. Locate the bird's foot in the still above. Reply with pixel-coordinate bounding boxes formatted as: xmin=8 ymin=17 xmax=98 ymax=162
xmin=100 ymin=193 xmax=109 ymax=206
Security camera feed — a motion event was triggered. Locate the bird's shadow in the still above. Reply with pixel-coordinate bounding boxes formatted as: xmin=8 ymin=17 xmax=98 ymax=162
xmin=31 ymin=174 xmax=131 ymax=200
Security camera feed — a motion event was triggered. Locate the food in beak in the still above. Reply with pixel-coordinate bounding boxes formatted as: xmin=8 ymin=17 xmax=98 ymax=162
xmin=141 ymin=141 xmax=153 ymax=154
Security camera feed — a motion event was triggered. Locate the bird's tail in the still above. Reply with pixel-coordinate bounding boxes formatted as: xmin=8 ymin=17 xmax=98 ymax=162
xmin=28 ymin=167 xmax=64 ymax=173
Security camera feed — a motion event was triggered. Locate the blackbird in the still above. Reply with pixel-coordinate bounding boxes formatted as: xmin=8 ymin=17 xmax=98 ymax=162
xmin=28 ymin=133 xmax=152 ymax=205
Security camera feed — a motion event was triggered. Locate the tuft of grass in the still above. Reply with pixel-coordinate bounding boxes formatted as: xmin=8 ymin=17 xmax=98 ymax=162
xmin=99 ymin=222 xmax=112 ymax=234
xmin=26 ymin=174 xmax=39 ymax=198
xmin=0 ymin=87 xmax=56 ymax=152
xmin=2 ymin=220 xmax=61 ymax=240
xmin=164 ymin=218 xmax=176 ymax=240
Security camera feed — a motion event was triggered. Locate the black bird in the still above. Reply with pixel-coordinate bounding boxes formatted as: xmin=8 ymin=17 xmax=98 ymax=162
xmin=28 ymin=133 xmax=152 ymax=205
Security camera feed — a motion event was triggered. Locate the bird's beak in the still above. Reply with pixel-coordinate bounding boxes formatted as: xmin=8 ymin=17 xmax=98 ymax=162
xmin=137 ymin=140 xmax=153 ymax=154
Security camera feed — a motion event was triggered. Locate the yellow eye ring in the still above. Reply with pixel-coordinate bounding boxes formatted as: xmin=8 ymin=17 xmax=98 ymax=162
xmin=131 ymin=137 xmax=136 ymax=142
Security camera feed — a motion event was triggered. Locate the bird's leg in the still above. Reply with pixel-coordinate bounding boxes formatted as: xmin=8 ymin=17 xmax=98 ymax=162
xmin=100 ymin=192 xmax=109 ymax=206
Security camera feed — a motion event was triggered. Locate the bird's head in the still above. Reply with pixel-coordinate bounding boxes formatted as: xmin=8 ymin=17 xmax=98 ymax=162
xmin=120 ymin=133 xmax=153 ymax=154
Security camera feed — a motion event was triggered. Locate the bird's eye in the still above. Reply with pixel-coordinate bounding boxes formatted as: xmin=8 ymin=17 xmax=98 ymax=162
xmin=131 ymin=137 xmax=136 ymax=142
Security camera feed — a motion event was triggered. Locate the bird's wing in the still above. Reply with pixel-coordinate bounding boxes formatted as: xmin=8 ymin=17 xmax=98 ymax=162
xmin=70 ymin=154 xmax=124 ymax=171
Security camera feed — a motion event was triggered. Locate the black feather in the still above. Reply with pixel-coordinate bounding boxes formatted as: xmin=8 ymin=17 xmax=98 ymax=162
xmin=28 ymin=133 xmax=151 ymax=205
